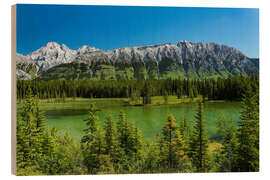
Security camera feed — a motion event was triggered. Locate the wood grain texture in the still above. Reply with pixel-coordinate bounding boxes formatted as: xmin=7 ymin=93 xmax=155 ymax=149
xmin=11 ymin=4 xmax=16 ymax=175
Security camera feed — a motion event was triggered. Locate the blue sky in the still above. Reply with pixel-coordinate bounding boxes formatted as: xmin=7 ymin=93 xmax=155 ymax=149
xmin=17 ymin=4 xmax=259 ymax=58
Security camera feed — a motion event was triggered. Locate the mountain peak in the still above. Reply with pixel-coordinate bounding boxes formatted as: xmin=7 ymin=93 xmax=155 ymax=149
xmin=177 ymin=40 xmax=193 ymax=47
xmin=16 ymin=40 xmax=258 ymax=80
xmin=77 ymin=45 xmax=100 ymax=55
xmin=44 ymin=42 xmax=61 ymax=48
xmin=180 ymin=40 xmax=191 ymax=43
xmin=36 ymin=42 xmax=78 ymax=54
xmin=41 ymin=42 xmax=73 ymax=51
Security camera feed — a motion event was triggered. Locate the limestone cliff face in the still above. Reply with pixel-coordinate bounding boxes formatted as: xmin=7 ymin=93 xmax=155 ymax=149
xmin=16 ymin=41 xmax=259 ymax=80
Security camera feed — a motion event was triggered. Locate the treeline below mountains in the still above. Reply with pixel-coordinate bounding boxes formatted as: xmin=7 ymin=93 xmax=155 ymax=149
xmin=17 ymin=75 xmax=259 ymax=102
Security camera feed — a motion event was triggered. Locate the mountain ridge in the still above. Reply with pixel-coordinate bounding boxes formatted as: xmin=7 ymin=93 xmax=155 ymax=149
xmin=16 ymin=41 xmax=259 ymax=80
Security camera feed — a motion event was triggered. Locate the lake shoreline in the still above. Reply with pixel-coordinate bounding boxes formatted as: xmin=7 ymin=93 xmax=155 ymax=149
xmin=17 ymin=97 xmax=242 ymax=141
xmin=17 ymin=96 xmax=241 ymax=107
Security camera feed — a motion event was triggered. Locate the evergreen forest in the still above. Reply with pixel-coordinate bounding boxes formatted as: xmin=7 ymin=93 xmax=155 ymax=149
xmin=16 ymin=75 xmax=259 ymax=175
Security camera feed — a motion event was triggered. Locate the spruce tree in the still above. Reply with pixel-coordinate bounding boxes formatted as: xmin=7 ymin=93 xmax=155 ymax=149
xmin=81 ymin=103 xmax=110 ymax=174
xmin=237 ymin=86 xmax=259 ymax=172
xmin=128 ymin=121 xmax=144 ymax=172
xmin=222 ymin=120 xmax=239 ymax=172
xmin=16 ymin=88 xmax=45 ymax=169
xmin=179 ymin=116 xmax=191 ymax=142
xmin=141 ymin=82 xmax=152 ymax=104
xmin=81 ymin=103 xmax=99 ymax=144
xmin=117 ymin=110 xmax=130 ymax=154
xmin=104 ymin=113 xmax=115 ymax=155
xmin=216 ymin=115 xmax=239 ymax=172
xmin=16 ymin=113 xmax=30 ymax=169
xmin=144 ymin=136 xmax=160 ymax=173
xmin=189 ymin=102 xmax=210 ymax=172
xmin=82 ymin=127 xmax=113 ymax=174
xmin=104 ymin=113 xmax=122 ymax=171
xmin=159 ymin=114 xmax=189 ymax=172
xmin=115 ymin=110 xmax=130 ymax=171
xmin=35 ymin=104 xmax=46 ymax=134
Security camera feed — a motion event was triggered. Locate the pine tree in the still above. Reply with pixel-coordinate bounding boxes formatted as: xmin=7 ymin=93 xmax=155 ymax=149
xmin=179 ymin=116 xmax=191 ymax=142
xmin=179 ymin=116 xmax=193 ymax=160
xmin=104 ymin=113 xmax=115 ymax=155
xmin=94 ymin=128 xmax=114 ymax=174
xmin=117 ymin=110 xmax=130 ymax=154
xmin=38 ymin=128 xmax=57 ymax=174
xmin=116 ymin=110 xmax=133 ymax=171
xmin=16 ymin=113 xmax=30 ymax=169
xmin=81 ymin=103 xmax=111 ymax=174
xmin=128 ymin=121 xmax=144 ymax=172
xmin=173 ymin=130 xmax=192 ymax=171
xmin=216 ymin=115 xmax=239 ymax=172
xmin=82 ymin=127 xmax=112 ymax=174
xmin=159 ymin=114 xmax=189 ymax=172
xmin=104 ymin=113 xmax=122 ymax=171
xmin=144 ymin=136 xmax=160 ymax=173
xmin=222 ymin=121 xmax=239 ymax=172
xmin=141 ymin=82 xmax=152 ymax=104
xmin=237 ymin=86 xmax=259 ymax=172
xmin=81 ymin=103 xmax=99 ymax=144
xmin=35 ymin=104 xmax=46 ymax=134
xmin=16 ymin=88 xmax=45 ymax=170
xmin=189 ymin=102 xmax=210 ymax=172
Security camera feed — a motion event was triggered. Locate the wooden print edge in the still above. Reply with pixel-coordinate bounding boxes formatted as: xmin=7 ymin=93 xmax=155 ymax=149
xmin=11 ymin=4 xmax=16 ymax=175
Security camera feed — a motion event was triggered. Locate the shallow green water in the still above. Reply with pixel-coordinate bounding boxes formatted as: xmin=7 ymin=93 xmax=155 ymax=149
xmin=35 ymin=100 xmax=241 ymax=141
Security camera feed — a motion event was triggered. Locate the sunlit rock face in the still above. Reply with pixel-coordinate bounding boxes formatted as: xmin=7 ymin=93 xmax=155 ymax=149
xmin=16 ymin=41 xmax=259 ymax=80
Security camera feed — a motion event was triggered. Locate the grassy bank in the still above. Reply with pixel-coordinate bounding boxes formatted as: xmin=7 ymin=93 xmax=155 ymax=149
xmin=17 ymin=95 xmax=230 ymax=106
xmin=125 ymin=95 xmax=204 ymax=106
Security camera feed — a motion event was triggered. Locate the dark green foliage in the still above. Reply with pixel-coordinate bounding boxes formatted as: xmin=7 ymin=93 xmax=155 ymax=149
xmin=132 ymin=62 xmax=148 ymax=80
xmin=115 ymin=110 xmax=145 ymax=172
xmin=117 ymin=110 xmax=130 ymax=155
xmin=141 ymin=82 xmax=152 ymax=104
xmin=143 ymin=140 xmax=160 ymax=172
xmin=158 ymin=58 xmax=183 ymax=75
xmin=104 ymin=113 xmax=115 ymax=155
xmin=104 ymin=113 xmax=122 ymax=171
xmin=146 ymin=61 xmax=159 ymax=80
xmin=16 ymin=88 xmax=45 ymax=169
xmin=130 ymin=88 xmax=140 ymax=104
xmin=38 ymin=129 xmax=85 ymax=175
xmin=237 ymin=85 xmax=259 ymax=172
xmin=189 ymin=102 xmax=210 ymax=172
xmin=216 ymin=115 xmax=239 ymax=172
xmin=179 ymin=116 xmax=191 ymax=142
xmin=81 ymin=104 xmax=99 ymax=144
xmin=17 ymin=76 xmax=259 ymax=101
xmin=81 ymin=127 xmax=114 ymax=174
xmin=80 ymin=103 xmax=114 ymax=174
xmin=16 ymin=89 xmax=84 ymax=175
xmin=158 ymin=114 xmax=191 ymax=172
xmin=16 ymin=77 xmax=259 ymax=174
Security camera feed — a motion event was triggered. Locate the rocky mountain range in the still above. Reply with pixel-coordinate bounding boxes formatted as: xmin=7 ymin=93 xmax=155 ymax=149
xmin=16 ymin=41 xmax=259 ymax=80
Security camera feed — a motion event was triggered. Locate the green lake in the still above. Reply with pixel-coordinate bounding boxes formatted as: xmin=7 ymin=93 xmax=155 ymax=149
xmin=33 ymin=99 xmax=242 ymax=141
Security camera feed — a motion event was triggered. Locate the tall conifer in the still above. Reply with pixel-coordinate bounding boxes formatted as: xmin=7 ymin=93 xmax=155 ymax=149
xmin=189 ymin=102 xmax=210 ymax=172
xmin=159 ymin=114 xmax=189 ymax=172
xmin=237 ymin=86 xmax=259 ymax=172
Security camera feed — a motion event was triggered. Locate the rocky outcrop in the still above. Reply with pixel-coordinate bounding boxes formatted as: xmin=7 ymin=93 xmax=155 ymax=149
xmin=16 ymin=69 xmax=32 ymax=80
xmin=16 ymin=41 xmax=259 ymax=80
